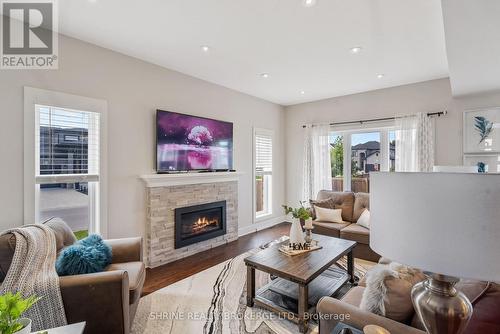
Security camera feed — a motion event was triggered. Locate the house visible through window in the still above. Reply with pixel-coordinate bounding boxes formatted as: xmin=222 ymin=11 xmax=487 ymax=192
xmin=330 ymin=127 xmax=395 ymax=193
xmin=254 ymin=129 xmax=273 ymax=219
xmin=36 ymin=105 xmax=101 ymax=239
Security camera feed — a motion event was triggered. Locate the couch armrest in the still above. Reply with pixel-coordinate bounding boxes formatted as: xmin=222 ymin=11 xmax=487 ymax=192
xmin=59 ymin=270 xmax=130 ymax=334
xmin=317 ymin=296 xmax=425 ymax=334
xmin=106 ymin=237 xmax=143 ymax=263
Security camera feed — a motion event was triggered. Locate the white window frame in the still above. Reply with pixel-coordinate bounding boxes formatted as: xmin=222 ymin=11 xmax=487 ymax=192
xmin=253 ymin=128 xmax=273 ymax=222
xmin=330 ymin=121 xmax=395 ymax=192
xmin=24 ymin=87 xmax=108 ymax=237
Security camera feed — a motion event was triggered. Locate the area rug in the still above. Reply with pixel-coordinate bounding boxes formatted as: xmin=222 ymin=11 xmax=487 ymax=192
xmin=131 ymin=243 xmax=374 ymax=334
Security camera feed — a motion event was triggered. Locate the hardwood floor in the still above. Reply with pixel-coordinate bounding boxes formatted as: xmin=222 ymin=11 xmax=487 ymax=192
xmin=142 ymin=222 xmax=291 ymax=296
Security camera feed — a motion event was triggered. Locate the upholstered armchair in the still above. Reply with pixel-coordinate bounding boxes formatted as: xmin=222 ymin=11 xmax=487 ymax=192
xmin=0 ymin=218 xmax=145 ymax=334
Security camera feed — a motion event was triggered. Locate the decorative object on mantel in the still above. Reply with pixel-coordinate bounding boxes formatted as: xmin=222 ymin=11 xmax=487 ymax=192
xmin=477 ymin=161 xmax=486 ymax=173
xmin=282 ymin=202 xmax=311 ymax=246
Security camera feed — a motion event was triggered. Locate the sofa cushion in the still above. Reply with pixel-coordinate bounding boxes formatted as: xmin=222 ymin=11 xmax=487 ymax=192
xmin=56 ymin=234 xmax=112 ymax=276
xmin=360 ymin=263 xmax=426 ymax=324
xmin=341 ymin=286 xmax=365 ymax=307
xmin=312 ymin=221 xmax=350 ymax=238
xmin=316 ymin=191 xmax=355 ymax=222
xmin=353 ymin=192 xmax=370 ymax=223
xmin=341 ymin=223 xmax=370 ymax=245
xmin=106 ymin=261 xmax=145 ymax=304
xmin=309 ymin=198 xmax=336 ymax=219
xmin=314 ymin=206 xmax=343 ymax=223
xmin=43 ymin=217 xmax=77 ymax=253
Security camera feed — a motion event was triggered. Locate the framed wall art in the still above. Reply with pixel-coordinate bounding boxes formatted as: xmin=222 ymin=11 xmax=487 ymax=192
xmin=463 ymin=108 xmax=500 ymax=153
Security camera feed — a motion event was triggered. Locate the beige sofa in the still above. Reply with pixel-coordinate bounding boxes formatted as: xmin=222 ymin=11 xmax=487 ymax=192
xmin=311 ymin=190 xmax=380 ymax=262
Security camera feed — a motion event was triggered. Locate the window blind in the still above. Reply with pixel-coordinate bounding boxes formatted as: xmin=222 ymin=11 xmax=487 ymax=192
xmin=35 ymin=105 xmax=100 ymax=184
xmin=255 ymin=131 xmax=273 ymax=174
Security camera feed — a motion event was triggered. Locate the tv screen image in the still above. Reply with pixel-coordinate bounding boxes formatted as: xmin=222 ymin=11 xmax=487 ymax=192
xmin=156 ymin=110 xmax=233 ymax=172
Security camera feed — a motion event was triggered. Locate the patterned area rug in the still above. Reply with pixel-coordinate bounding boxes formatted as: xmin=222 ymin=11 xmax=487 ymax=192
xmin=132 ymin=241 xmax=374 ymax=334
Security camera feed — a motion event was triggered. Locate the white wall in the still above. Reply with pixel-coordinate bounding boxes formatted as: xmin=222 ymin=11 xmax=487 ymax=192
xmin=0 ymin=35 xmax=286 ymax=238
xmin=284 ymin=78 xmax=500 ymax=204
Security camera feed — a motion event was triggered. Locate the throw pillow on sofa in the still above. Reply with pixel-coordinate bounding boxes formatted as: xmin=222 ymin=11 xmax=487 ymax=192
xmin=360 ymin=262 xmax=426 ymax=323
xmin=356 ymin=209 xmax=370 ymax=229
xmin=314 ymin=206 xmax=343 ymax=223
xmin=56 ymin=234 xmax=112 ymax=276
xmin=309 ymin=198 xmax=336 ymax=219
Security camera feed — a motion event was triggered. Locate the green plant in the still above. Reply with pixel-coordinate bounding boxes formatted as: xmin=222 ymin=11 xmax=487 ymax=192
xmin=0 ymin=292 xmax=40 ymax=334
xmin=282 ymin=202 xmax=311 ymax=221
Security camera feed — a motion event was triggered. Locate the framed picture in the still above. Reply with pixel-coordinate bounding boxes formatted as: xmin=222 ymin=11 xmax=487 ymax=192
xmin=463 ymin=108 xmax=500 ymax=153
xmin=463 ymin=154 xmax=500 ymax=173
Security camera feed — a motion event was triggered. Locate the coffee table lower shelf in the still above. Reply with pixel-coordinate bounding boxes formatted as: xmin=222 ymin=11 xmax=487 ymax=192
xmin=253 ymin=266 xmax=349 ymax=323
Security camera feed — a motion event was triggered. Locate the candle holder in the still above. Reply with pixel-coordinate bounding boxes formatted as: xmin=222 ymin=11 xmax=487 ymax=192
xmin=304 ymin=226 xmax=314 ymax=244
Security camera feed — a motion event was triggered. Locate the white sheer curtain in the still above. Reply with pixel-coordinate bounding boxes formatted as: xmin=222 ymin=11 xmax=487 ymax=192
xmin=302 ymin=124 xmax=332 ymax=201
xmin=395 ymin=112 xmax=435 ymax=172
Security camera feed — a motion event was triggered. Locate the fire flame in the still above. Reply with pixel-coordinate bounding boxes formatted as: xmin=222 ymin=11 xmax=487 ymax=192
xmin=192 ymin=217 xmax=219 ymax=232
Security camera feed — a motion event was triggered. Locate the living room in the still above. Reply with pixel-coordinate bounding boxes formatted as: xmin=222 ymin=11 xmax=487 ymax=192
xmin=0 ymin=1 xmax=499 ymax=334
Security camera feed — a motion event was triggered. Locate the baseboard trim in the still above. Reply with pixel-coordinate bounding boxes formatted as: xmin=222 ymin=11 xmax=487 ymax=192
xmin=238 ymin=216 xmax=289 ymax=237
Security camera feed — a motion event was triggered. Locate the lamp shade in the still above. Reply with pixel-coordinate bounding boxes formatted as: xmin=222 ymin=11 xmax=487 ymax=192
xmin=370 ymin=172 xmax=500 ymax=281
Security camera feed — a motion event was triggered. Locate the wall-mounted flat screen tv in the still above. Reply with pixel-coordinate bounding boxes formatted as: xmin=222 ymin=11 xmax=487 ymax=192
xmin=156 ymin=110 xmax=233 ymax=172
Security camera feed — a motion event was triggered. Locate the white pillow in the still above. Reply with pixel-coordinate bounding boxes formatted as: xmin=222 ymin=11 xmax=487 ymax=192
xmin=357 ymin=209 xmax=370 ymax=229
xmin=314 ymin=206 xmax=343 ymax=223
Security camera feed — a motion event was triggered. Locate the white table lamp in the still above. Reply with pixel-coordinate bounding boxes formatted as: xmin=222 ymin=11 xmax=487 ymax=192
xmin=370 ymin=172 xmax=500 ymax=334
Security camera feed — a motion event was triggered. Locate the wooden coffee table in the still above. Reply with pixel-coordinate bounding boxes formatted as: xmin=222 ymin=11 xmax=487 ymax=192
xmin=244 ymin=235 xmax=357 ymax=333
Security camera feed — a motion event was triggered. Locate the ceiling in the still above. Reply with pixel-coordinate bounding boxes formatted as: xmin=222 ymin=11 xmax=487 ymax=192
xmin=57 ymin=0 xmax=449 ymax=105
xmin=442 ymin=0 xmax=500 ymax=97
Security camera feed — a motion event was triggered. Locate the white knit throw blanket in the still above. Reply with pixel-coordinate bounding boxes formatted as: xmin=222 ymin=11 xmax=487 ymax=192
xmin=0 ymin=224 xmax=67 ymax=331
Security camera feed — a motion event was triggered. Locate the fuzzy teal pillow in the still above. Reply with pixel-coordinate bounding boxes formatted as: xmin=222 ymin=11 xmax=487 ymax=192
xmin=56 ymin=234 xmax=112 ymax=276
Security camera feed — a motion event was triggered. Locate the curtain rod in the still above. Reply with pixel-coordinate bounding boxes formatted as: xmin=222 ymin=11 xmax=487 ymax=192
xmin=301 ymin=110 xmax=447 ymax=128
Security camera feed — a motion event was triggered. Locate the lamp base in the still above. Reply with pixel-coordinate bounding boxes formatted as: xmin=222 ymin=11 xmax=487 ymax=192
xmin=411 ymin=273 xmax=473 ymax=334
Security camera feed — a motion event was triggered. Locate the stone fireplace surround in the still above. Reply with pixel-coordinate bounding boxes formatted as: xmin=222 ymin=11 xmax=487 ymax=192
xmin=140 ymin=172 xmax=241 ymax=268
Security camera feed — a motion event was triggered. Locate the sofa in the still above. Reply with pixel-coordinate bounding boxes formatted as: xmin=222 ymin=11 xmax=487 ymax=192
xmin=317 ymin=259 xmax=500 ymax=334
xmin=311 ymin=190 xmax=380 ymax=262
xmin=0 ymin=218 xmax=145 ymax=334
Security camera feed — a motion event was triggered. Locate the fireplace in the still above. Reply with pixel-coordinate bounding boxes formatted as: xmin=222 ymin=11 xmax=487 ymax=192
xmin=174 ymin=200 xmax=227 ymax=249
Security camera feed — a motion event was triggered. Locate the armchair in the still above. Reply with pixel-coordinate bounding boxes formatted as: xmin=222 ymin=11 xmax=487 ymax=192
xmin=0 ymin=219 xmax=145 ymax=334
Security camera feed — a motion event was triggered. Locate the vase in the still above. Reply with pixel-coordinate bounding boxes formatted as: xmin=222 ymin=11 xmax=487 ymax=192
xmin=14 ymin=318 xmax=31 ymax=334
xmin=289 ymin=218 xmax=305 ymax=245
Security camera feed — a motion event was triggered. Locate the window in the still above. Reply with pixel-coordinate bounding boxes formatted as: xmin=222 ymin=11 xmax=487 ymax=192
xmin=329 ymin=125 xmax=395 ymax=193
xmin=254 ymin=129 xmax=273 ymax=219
xmin=36 ymin=106 xmax=100 ymax=239
xmin=330 ymin=134 xmax=344 ymax=191
xmin=24 ymin=87 xmax=107 ymax=238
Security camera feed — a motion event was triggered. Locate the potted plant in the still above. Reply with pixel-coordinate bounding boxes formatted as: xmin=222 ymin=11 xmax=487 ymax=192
xmin=282 ymin=202 xmax=312 ymax=245
xmin=0 ymin=292 xmax=40 ymax=334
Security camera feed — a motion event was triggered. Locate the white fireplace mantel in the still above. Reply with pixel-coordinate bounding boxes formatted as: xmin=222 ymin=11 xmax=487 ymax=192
xmin=140 ymin=171 xmax=244 ymax=188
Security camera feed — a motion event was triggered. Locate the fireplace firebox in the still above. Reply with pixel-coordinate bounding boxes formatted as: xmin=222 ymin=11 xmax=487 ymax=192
xmin=174 ymin=200 xmax=226 ymax=249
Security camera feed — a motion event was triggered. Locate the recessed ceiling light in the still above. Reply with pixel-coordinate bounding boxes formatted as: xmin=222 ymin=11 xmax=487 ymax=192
xmin=260 ymin=73 xmax=270 ymax=79
xmin=88 ymin=0 xmax=97 ymax=3
xmin=349 ymin=46 xmax=363 ymax=54
xmin=377 ymin=74 xmax=385 ymax=79
xmin=300 ymin=90 xmax=305 ymax=95
xmin=201 ymin=45 xmax=210 ymax=53
xmin=302 ymin=0 xmax=317 ymax=7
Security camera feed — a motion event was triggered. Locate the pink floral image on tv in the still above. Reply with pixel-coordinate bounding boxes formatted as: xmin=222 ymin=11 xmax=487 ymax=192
xmin=156 ymin=111 xmax=233 ymax=171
